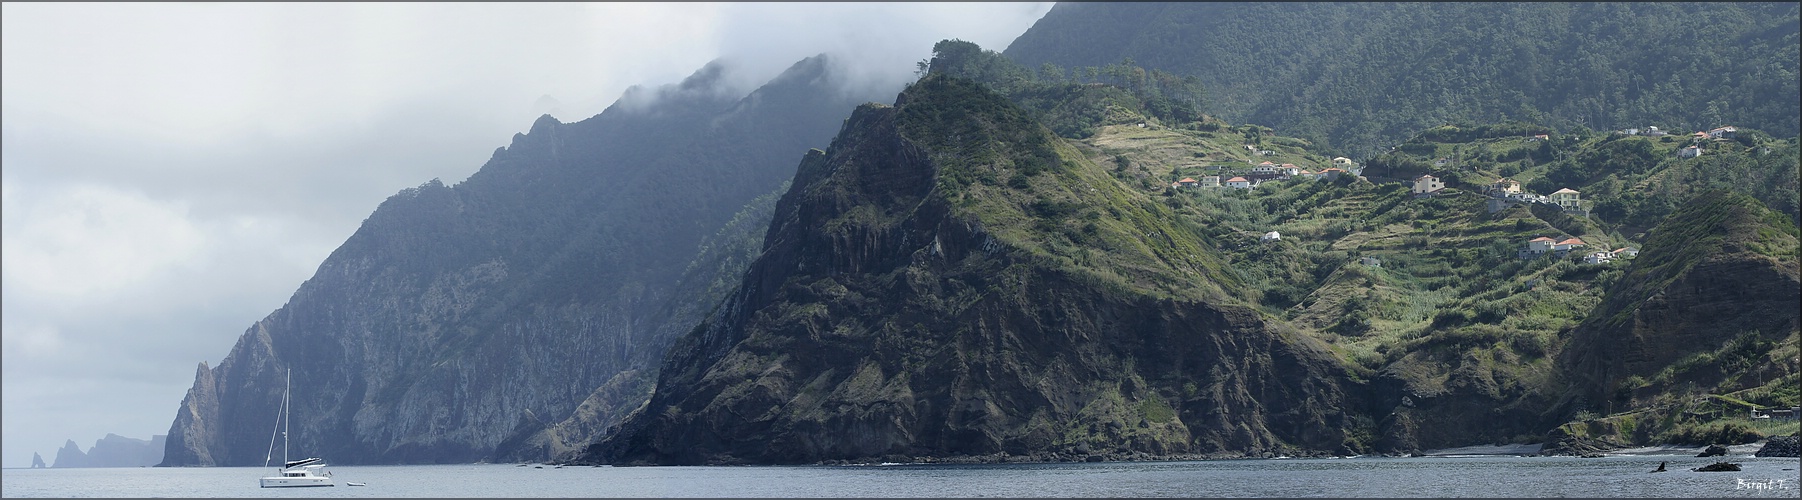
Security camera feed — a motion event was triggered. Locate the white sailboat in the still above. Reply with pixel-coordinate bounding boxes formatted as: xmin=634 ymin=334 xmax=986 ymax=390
xmin=259 ymin=369 xmax=334 ymax=488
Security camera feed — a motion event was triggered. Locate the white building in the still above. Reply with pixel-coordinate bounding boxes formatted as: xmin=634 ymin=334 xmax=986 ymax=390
xmin=1413 ymin=174 xmax=1445 ymax=195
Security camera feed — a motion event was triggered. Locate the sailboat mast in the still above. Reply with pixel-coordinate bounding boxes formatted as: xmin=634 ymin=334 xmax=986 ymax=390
xmin=283 ymin=368 xmax=291 ymax=468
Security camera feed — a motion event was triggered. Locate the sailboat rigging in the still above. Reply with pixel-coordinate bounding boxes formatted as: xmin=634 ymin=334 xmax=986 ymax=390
xmin=258 ymin=369 xmax=334 ymax=488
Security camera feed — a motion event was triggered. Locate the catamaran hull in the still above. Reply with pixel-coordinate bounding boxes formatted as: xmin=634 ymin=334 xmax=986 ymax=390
xmin=260 ymin=477 xmax=334 ymax=488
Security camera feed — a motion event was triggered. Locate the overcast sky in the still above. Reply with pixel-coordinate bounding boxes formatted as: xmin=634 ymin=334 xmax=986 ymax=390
xmin=0 ymin=2 xmax=1053 ymax=469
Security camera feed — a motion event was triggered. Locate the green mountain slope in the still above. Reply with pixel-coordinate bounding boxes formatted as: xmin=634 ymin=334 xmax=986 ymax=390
xmin=1002 ymin=2 xmax=1801 ymax=158
xmin=578 ymin=39 xmax=1801 ymax=462
xmin=1544 ymin=191 xmax=1799 ymax=454
xmin=582 ymin=73 xmax=1372 ymax=465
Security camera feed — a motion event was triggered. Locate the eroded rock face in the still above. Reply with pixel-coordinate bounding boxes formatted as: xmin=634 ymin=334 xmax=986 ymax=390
xmin=585 ymin=76 xmax=1369 ymax=466
xmin=158 ymin=55 xmax=895 ymax=466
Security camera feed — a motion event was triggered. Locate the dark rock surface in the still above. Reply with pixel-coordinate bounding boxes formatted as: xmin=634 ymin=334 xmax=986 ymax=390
xmin=583 ymin=76 xmax=1371 ymax=466
xmin=1697 ymin=444 xmax=1728 ymax=457
xmin=1754 ymin=435 xmax=1800 ymax=458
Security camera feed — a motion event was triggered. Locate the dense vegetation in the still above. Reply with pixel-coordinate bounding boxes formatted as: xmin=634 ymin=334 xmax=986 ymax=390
xmin=1003 ymin=2 xmax=1802 ymax=159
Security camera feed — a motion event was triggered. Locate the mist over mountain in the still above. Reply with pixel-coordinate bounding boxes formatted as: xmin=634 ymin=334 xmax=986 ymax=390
xmin=158 ymin=55 xmax=902 ymax=466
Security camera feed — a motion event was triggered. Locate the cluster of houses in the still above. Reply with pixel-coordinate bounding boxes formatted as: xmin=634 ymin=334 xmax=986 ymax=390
xmin=1517 ymin=234 xmax=1638 ymax=264
xmin=1172 ymin=157 xmax=1361 ymax=190
xmin=1678 ymin=125 xmax=1738 ymax=158
xmin=1413 ymin=174 xmax=1585 ymax=214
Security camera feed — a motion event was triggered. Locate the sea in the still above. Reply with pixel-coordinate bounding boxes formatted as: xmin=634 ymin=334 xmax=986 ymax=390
xmin=3 ymin=450 xmax=1797 ymax=498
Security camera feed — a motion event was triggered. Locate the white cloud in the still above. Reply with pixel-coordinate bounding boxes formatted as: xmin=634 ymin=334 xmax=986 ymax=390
xmin=1 ymin=182 xmax=206 ymax=299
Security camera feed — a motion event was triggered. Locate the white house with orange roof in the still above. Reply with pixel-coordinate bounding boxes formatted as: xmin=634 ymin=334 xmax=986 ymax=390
xmin=1708 ymin=126 xmax=1737 ymax=139
xmin=1413 ymin=174 xmax=1445 ymax=195
xmin=1252 ymin=161 xmax=1280 ymax=175
xmin=1527 ymin=236 xmax=1557 ymax=254
xmin=1553 ymin=237 xmax=1586 ymax=252
xmin=1226 ymin=176 xmax=1253 ymax=189
xmin=1679 ymin=145 xmax=1703 ymax=158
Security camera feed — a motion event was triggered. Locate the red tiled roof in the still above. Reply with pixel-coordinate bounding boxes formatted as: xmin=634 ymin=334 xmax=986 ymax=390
xmin=1178 ymin=177 xmax=1197 ymax=183
xmin=1259 ymin=161 xmax=1275 ymax=166
xmin=1227 ymin=177 xmax=1248 ymax=182
xmin=1530 ymin=237 xmax=1556 ymax=242
xmin=1558 ymin=238 xmax=1585 ymax=245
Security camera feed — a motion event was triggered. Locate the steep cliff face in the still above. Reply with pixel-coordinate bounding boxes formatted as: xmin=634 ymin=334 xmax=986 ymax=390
xmin=1558 ymin=191 xmax=1801 ymax=417
xmin=159 ymin=55 xmax=896 ymax=466
xmin=584 ymin=75 xmax=1369 ymax=465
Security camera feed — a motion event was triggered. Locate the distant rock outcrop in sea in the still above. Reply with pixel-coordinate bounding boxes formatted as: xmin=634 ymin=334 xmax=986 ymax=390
xmin=51 ymin=434 xmax=166 ymax=468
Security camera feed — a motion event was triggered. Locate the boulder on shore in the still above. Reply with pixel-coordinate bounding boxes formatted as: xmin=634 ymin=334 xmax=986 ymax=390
xmin=1696 ymin=444 xmax=1728 ymax=457
xmin=1754 ymin=436 xmax=1800 ymax=458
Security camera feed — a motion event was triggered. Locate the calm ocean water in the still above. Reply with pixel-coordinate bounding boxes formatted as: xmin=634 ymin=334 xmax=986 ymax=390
xmin=3 ymin=454 xmax=1797 ymax=497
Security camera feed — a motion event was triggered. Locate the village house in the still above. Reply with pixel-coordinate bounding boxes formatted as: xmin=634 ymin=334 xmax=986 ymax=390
xmin=1529 ymin=134 xmax=1550 ymax=142
xmin=1200 ymin=175 xmax=1221 ymax=188
xmin=1332 ymin=157 xmax=1356 ymax=168
xmin=1174 ymin=177 xmax=1200 ymax=188
xmin=1490 ymin=178 xmax=1521 ymax=195
xmin=1226 ymin=176 xmax=1253 ymax=189
xmin=1319 ymin=167 xmax=1346 ymax=181
xmin=1412 ymin=174 xmax=1445 ymax=195
xmin=1583 ymin=251 xmax=1613 ymax=265
xmin=1526 ymin=236 xmax=1557 ymax=254
xmin=1360 ymin=256 xmax=1381 ymax=267
xmin=1553 ymin=237 xmax=1586 ymax=252
xmin=1613 ymin=247 xmax=1639 ymax=258
xmin=1252 ymin=161 xmax=1280 ymax=175
xmin=1261 ymin=231 xmax=1282 ymax=242
xmin=1645 ymin=126 xmax=1666 ymax=136
xmin=1550 ymin=188 xmax=1581 ymax=211
xmin=1708 ymin=126 xmax=1737 ymax=140
xmin=1297 ymin=169 xmax=1320 ymax=180
xmin=1279 ymin=163 xmax=1301 ymax=176
xmin=1679 ymin=145 xmax=1703 ymax=158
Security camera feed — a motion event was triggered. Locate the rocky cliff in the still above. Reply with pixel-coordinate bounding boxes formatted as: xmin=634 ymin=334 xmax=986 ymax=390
xmin=582 ymin=75 xmax=1373 ymax=465
xmin=50 ymin=434 xmax=165 ymax=468
xmin=159 ymin=55 xmax=896 ymax=466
